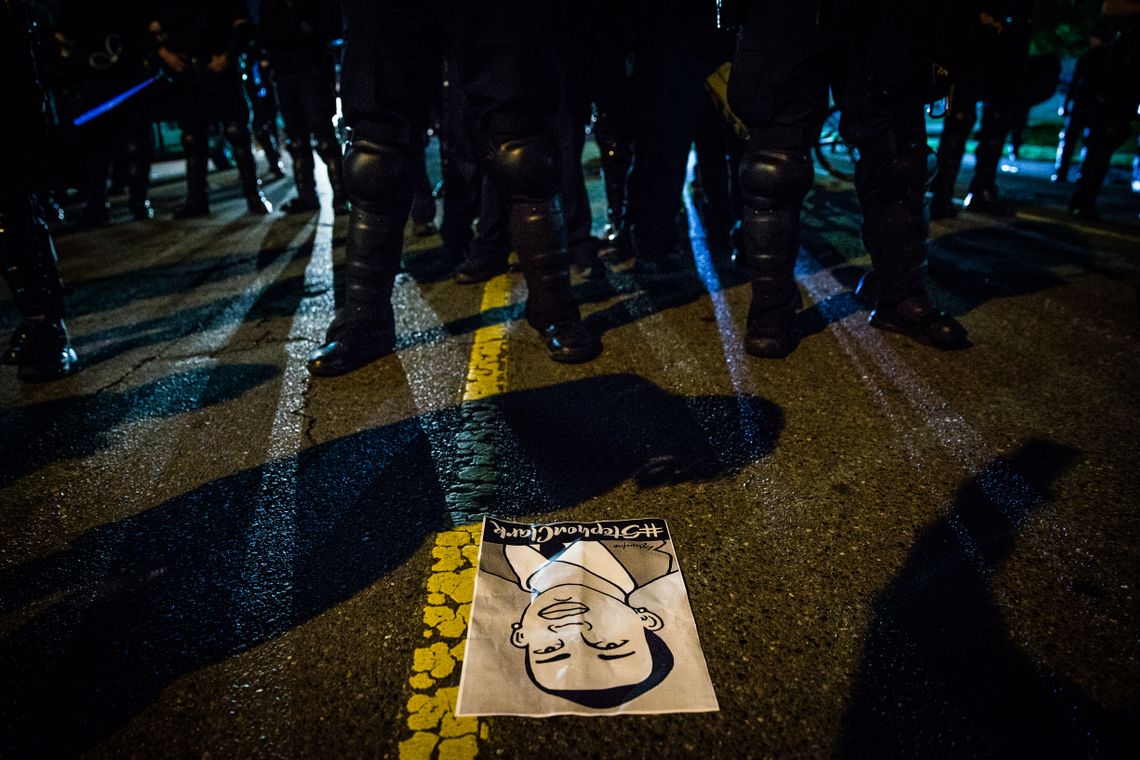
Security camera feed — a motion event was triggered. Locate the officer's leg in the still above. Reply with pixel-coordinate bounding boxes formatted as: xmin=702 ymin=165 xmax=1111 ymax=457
xmin=728 ymin=2 xmax=830 ymax=358
xmin=212 ymin=68 xmax=270 ymax=215
xmin=0 ymin=194 xmax=79 ymax=381
xmin=588 ymin=29 xmax=634 ymax=253
xmin=554 ymin=85 xmax=599 ymax=278
xmin=223 ymin=119 xmax=271 ymax=215
xmin=483 ymin=132 xmax=598 ymax=361
xmin=306 ymin=139 xmax=414 ymax=376
xmin=627 ymin=2 xmax=719 ymax=271
xmin=276 ymin=69 xmax=320 ymax=214
xmin=964 ymin=99 xmax=1015 ymax=215
xmin=439 ymin=61 xmax=485 ymax=268
xmin=1069 ymin=112 xmax=1132 ymax=219
xmin=311 ymin=62 xmax=349 ymax=217
xmin=307 ymin=0 xmax=431 ymax=376
xmin=593 ymin=103 xmax=633 ymax=249
xmin=79 ymin=121 xmax=114 ymax=226
xmin=929 ymin=96 xmax=977 ymax=219
xmin=450 ymin=0 xmax=599 ymax=362
xmin=1053 ymin=110 xmax=1083 ymax=183
xmin=251 ymin=74 xmax=285 ymax=178
xmin=125 ymin=115 xmax=154 ymax=220
xmin=175 ymin=114 xmax=211 ymax=219
xmin=457 ymin=174 xmax=511 ymax=285
xmin=737 ymin=145 xmax=813 ymax=357
xmin=848 ymin=104 xmax=968 ymax=349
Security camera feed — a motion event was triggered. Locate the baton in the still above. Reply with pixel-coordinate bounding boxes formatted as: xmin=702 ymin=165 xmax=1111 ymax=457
xmin=72 ymin=75 xmax=160 ymax=127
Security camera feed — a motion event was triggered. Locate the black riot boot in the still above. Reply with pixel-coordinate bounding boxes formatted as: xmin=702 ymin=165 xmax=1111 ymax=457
xmin=737 ymin=147 xmax=814 ymax=358
xmin=857 ymin=131 xmax=968 ymax=350
xmin=226 ymin=122 xmax=272 ymax=215
xmin=929 ymin=102 xmax=976 ymax=220
xmin=316 ymin=139 xmax=350 ymax=215
xmin=174 ymin=128 xmax=211 ymax=219
xmin=488 ymin=135 xmax=600 ymax=363
xmin=281 ymin=139 xmax=320 ymax=215
xmin=307 ymin=139 xmax=414 ymax=377
xmin=0 ymin=200 xmax=79 ymax=382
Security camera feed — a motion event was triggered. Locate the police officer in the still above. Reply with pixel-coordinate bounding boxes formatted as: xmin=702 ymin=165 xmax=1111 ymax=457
xmin=929 ymin=1 xmax=1035 ymax=219
xmin=258 ymin=0 xmax=347 ymax=215
xmin=150 ymin=0 xmax=271 ymax=218
xmin=307 ymin=0 xmax=601 ymax=376
xmin=726 ymin=0 xmax=968 ymax=358
xmin=1 ymin=0 xmax=79 ymax=382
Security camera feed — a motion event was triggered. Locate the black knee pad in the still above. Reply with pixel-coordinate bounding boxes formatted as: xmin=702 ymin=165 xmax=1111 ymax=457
xmin=739 ymin=149 xmax=814 ymax=209
xmin=486 ymin=135 xmax=560 ymax=201
xmin=343 ymin=139 xmax=412 ymax=213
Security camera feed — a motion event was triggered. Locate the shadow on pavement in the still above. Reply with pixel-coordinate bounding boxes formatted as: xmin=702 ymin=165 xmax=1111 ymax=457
xmin=798 ymin=184 xmax=1115 ymax=333
xmin=71 ymin=219 xmax=322 ymax=368
xmin=0 ymin=373 xmax=782 ymax=756
xmin=0 ymin=363 xmax=279 ymax=489
xmin=838 ymin=439 xmax=1133 ymax=758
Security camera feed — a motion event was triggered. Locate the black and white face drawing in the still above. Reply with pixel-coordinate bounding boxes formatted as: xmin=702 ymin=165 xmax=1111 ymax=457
xmin=457 ymin=518 xmax=719 ymax=717
xmin=503 ymin=541 xmax=675 ymax=709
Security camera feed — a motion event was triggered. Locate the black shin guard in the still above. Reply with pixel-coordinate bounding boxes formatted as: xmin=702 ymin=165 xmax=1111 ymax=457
xmin=738 ymin=148 xmax=813 ymax=324
xmin=856 ymin=131 xmax=934 ymax=304
xmin=308 ymin=139 xmax=413 ymax=376
xmin=486 ymin=135 xmax=578 ymax=330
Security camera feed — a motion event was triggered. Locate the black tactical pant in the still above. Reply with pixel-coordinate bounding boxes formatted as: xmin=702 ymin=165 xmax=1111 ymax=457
xmin=338 ymin=0 xmax=577 ymax=331
xmin=728 ymin=1 xmax=933 ymax=306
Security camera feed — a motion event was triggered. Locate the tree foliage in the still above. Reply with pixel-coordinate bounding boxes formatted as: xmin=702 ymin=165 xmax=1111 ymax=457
xmin=1031 ymin=0 xmax=1103 ymax=55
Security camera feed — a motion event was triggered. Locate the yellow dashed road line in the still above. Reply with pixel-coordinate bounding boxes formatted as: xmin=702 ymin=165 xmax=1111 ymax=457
xmin=399 ymin=273 xmax=514 ymax=760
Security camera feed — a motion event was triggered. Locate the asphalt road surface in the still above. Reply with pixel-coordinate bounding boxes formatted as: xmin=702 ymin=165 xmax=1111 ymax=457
xmin=1 ymin=148 xmax=1137 ymax=759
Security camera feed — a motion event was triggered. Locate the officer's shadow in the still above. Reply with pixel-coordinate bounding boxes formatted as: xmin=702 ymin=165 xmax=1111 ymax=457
xmin=838 ymin=439 xmax=1133 ymax=757
xmin=0 ymin=372 xmax=782 ymax=756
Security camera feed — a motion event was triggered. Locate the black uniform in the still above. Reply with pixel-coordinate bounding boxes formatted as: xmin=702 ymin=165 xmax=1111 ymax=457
xmin=258 ymin=0 xmax=346 ymax=213
xmin=151 ymin=0 xmax=269 ymax=217
xmin=0 ymin=0 xmax=79 ymax=382
xmin=929 ymin=1 xmax=1035 ymax=218
xmin=727 ymin=0 xmax=967 ymax=357
xmin=307 ymin=0 xmax=600 ymax=376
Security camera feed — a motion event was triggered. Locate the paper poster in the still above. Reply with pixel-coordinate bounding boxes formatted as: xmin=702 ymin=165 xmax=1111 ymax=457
xmin=455 ymin=517 xmax=718 ymax=716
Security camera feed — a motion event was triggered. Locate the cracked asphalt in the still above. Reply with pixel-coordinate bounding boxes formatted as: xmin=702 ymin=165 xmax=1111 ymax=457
xmin=1 ymin=148 xmax=1138 ymax=759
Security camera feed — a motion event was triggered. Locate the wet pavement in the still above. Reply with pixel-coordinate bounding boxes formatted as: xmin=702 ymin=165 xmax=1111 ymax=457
xmin=1 ymin=149 xmax=1138 ymax=759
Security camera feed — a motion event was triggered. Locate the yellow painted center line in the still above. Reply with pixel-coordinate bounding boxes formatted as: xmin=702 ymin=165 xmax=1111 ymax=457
xmin=399 ymin=273 xmax=514 ymax=760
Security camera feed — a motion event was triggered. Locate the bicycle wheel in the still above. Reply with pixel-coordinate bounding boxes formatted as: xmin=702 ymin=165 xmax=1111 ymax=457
xmin=814 ymin=106 xmax=856 ymax=182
